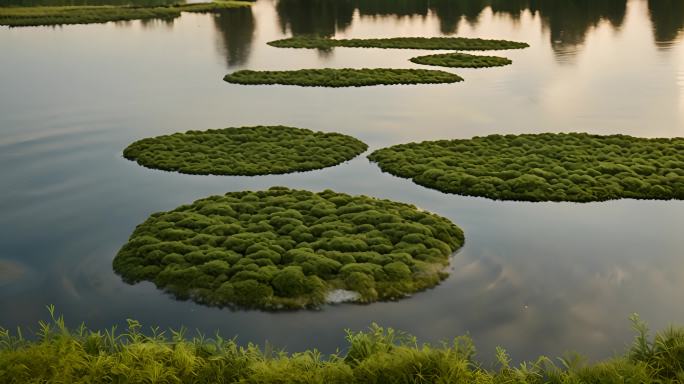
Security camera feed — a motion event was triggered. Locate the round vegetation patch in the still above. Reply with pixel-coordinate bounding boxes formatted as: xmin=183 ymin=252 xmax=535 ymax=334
xmin=267 ymin=36 xmax=529 ymax=51
xmin=368 ymin=133 xmax=684 ymax=202
xmin=113 ymin=187 xmax=464 ymax=310
xmin=223 ymin=68 xmax=463 ymax=87
xmin=410 ymin=52 xmax=512 ymax=68
xmin=123 ymin=126 xmax=368 ymax=176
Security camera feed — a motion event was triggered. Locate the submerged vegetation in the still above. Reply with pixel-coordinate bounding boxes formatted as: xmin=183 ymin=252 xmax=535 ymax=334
xmin=410 ymin=52 xmax=512 ymax=68
xmin=123 ymin=126 xmax=367 ymax=176
xmin=223 ymin=68 xmax=463 ymax=87
xmin=369 ymin=133 xmax=684 ymax=202
xmin=2 ymin=309 xmax=684 ymax=383
xmin=0 ymin=1 xmax=251 ymax=27
xmin=268 ymin=36 xmax=529 ymax=50
xmin=113 ymin=187 xmax=464 ymax=309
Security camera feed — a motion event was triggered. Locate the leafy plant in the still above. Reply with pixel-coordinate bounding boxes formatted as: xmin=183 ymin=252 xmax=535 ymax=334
xmin=268 ymin=36 xmax=529 ymax=50
xmin=368 ymin=132 xmax=684 ymax=202
xmin=410 ymin=52 xmax=512 ymax=68
xmin=113 ymin=187 xmax=464 ymax=309
xmin=123 ymin=126 xmax=368 ymax=176
xmin=223 ymin=68 xmax=463 ymax=87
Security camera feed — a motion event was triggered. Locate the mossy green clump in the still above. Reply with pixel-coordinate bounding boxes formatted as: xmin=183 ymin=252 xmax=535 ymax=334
xmin=223 ymin=68 xmax=463 ymax=87
xmin=2 ymin=310 xmax=684 ymax=384
xmin=410 ymin=52 xmax=512 ymax=68
xmin=113 ymin=187 xmax=464 ymax=309
xmin=123 ymin=126 xmax=368 ymax=176
xmin=268 ymin=36 xmax=529 ymax=51
xmin=368 ymin=133 xmax=684 ymax=202
xmin=0 ymin=1 xmax=251 ymax=27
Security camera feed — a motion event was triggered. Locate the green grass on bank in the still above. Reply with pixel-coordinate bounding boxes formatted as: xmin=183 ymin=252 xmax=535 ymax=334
xmin=410 ymin=52 xmax=512 ymax=68
xmin=123 ymin=126 xmax=368 ymax=176
xmin=1 ymin=309 xmax=683 ymax=383
xmin=113 ymin=187 xmax=464 ymax=310
xmin=368 ymin=133 xmax=684 ymax=202
xmin=0 ymin=0 xmax=251 ymax=26
xmin=223 ymin=68 xmax=463 ymax=87
xmin=268 ymin=36 xmax=530 ymax=51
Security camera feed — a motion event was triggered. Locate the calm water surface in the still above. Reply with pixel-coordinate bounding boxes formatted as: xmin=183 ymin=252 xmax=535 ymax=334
xmin=1 ymin=0 xmax=683 ymax=363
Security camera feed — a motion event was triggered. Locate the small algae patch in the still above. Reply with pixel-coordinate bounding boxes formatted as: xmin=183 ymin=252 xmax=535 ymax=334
xmin=410 ymin=52 xmax=512 ymax=68
xmin=368 ymin=133 xmax=684 ymax=202
xmin=113 ymin=187 xmax=464 ymax=310
xmin=268 ymin=36 xmax=529 ymax=51
xmin=0 ymin=1 xmax=251 ymax=27
xmin=123 ymin=126 xmax=368 ymax=176
xmin=223 ymin=68 xmax=463 ymax=87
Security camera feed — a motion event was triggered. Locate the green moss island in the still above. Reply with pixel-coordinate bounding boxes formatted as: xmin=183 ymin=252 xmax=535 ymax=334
xmin=3 ymin=310 xmax=684 ymax=384
xmin=113 ymin=187 xmax=464 ymax=310
xmin=223 ymin=68 xmax=463 ymax=87
xmin=410 ymin=52 xmax=512 ymax=68
xmin=123 ymin=126 xmax=368 ymax=176
xmin=0 ymin=1 xmax=250 ymax=27
xmin=368 ymin=133 xmax=684 ymax=202
xmin=267 ymin=36 xmax=529 ymax=50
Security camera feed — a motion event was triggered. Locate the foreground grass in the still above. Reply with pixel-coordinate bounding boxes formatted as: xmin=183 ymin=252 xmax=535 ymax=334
xmin=114 ymin=187 xmax=464 ymax=309
xmin=223 ymin=68 xmax=463 ymax=87
xmin=0 ymin=1 xmax=251 ymax=27
xmin=124 ymin=126 xmax=368 ymax=176
xmin=1 ymin=309 xmax=683 ymax=383
xmin=268 ymin=36 xmax=529 ymax=50
xmin=410 ymin=52 xmax=512 ymax=68
xmin=369 ymin=133 xmax=684 ymax=202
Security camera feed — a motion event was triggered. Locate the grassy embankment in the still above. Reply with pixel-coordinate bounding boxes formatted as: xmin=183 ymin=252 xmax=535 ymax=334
xmin=113 ymin=187 xmax=464 ymax=309
xmin=223 ymin=68 xmax=463 ymax=87
xmin=369 ymin=133 xmax=684 ymax=202
xmin=123 ymin=126 xmax=368 ymax=176
xmin=1 ymin=308 xmax=683 ymax=383
xmin=268 ymin=36 xmax=529 ymax=50
xmin=410 ymin=52 xmax=512 ymax=68
xmin=0 ymin=0 xmax=251 ymax=26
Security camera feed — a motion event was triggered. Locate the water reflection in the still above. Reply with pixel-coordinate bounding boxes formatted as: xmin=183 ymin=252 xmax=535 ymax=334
xmin=212 ymin=7 xmax=256 ymax=67
xmin=276 ymin=0 xmax=636 ymax=55
xmin=648 ymin=0 xmax=684 ymax=48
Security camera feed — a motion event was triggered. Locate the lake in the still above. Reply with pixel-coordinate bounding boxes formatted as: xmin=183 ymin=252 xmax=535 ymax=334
xmin=0 ymin=0 xmax=683 ymax=363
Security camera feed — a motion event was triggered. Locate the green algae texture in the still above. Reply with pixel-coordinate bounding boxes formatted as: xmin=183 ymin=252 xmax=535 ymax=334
xmin=368 ymin=133 xmax=684 ymax=202
xmin=0 ymin=1 xmax=251 ymax=26
xmin=113 ymin=187 xmax=464 ymax=309
xmin=410 ymin=52 xmax=512 ymax=68
xmin=268 ymin=36 xmax=529 ymax=50
xmin=123 ymin=126 xmax=368 ymax=176
xmin=223 ymin=68 xmax=463 ymax=87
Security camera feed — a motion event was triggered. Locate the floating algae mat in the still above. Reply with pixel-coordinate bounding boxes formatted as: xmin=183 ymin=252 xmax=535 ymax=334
xmin=410 ymin=52 xmax=512 ymax=68
xmin=368 ymin=133 xmax=684 ymax=202
xmin=223 ymin=68 xmax=463 ymax=87
xmin=123 ymin=126 xmax=368 ymax=176
xmin=113 ymin=187 xmax=464 ymax=310
xmin=0 ymin=1 xmax=251 ymax=27
xmin=268 ymin=36 xmax=529 ymax=50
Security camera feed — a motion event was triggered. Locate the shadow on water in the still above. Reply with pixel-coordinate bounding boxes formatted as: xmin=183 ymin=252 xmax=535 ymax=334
xmin=648 ymin=0 xmax=684 ymax=49
xmin=272 ymin=0 xmax=684 ymax=59
xmin=212 ymin=7 xmax=256 ymax=67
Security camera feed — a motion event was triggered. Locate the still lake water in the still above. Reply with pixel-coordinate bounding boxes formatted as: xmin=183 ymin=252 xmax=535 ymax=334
xmin=1 ymin=0 xmax=683 ymax=363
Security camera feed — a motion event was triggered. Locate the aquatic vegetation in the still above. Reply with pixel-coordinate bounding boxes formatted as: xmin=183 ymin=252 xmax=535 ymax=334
xmin=113 ymin=187 xmax=464 ymax=309
xmin=368 ymin=133 xmax=684 ymax=202
xmin=410 ymin=52 xmax=512 ymax=68
xmin=223 ymin=68 xmax=463 ymax=87
xmin=0 ymin=1 xmax=251 ymax=27
xmin=123 ymin=126 xmax=367 ymax=176
xmin=1 ymin=309 xmax=683 ymax=383
xmin=268 ymin=36 xmax=529 ymax=50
